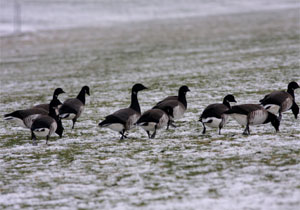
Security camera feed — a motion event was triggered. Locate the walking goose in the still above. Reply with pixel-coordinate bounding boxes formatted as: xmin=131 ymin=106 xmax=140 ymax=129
xmin=260 ymin=81 xmax=299 ymax=120
xmin=136 ymin=106 xmax=173 ymax=139
xmin=153 ymin=85 xmax=190 ymax=128
xmin=224 ymin=104 xmax=280 ymax=135
xmin=33 ymin=88 xmax=65 ymax=114
xmin=59 ymin=86 xmax=90 ymax=129
xmin=98 ymin=83 xmax=147 ymax=139
xmin=31 ymin=99 xmax=64 ymax=145
xmin=199 ymin=94 xmax=237 ymax=135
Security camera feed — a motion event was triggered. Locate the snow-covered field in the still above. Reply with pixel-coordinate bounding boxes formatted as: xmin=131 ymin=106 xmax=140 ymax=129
xmin=0 ymin=5 xmax=300 ymax=210
xmin=1 ymin=0 xmax=299 ymax=36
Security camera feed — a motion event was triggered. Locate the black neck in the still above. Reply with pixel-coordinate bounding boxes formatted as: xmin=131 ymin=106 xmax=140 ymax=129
xmin=178 ymin=91 xmax=187 ymax=109
xmin=287 ymin=87 xmax=295 ymax=100
xmin=264 ymin=112 xmax=276 ymax=124
xmin=223 ymin=99 xmax=231 ymax=109
xmin=129 ymin=91 xmax=141 ymax=113
xmin=77 ymin=90 xmax=86 ymax=105
xmin=48 ymin=105 xmax=58 ymax=121
xmin=53 ymin=93 xmax=58 ymax=98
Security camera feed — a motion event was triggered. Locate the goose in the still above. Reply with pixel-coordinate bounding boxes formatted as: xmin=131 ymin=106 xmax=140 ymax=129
xmin=59 ymin=86 xmax=90 ymax=129
xmin=136 ymin=106 xmax=173 ymax=139
xmin=98 ymin=83 xmax=147 ymax=139
xmin=224 ymin=104 xmax=280 ymax=135
xmin=31 ymin=98 xmax=64 ymax=145
xmin=33 ymin=88 xmax=65 ymax=114
xmin=153 ymin=85 xmax=190 ymax=128
xmin=199 ymin=94 xmax=237 ymax=135
xmin=4 ymin=108 xmax=49 ymax=128
xmin=260 ymin=81 xmax=299 ymax=120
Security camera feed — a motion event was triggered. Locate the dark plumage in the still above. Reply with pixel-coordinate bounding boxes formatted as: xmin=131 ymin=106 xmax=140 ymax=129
xmin=199 ymin=94 xmax=236 ymax=134
xmin=33 ymin=88 xmax=65 ymax=113
xmin=153 ymin=85 xmax=190 ymax=129
xmin=225 ymin=104 xmax=280 ymax=135
xmin=4 ymin=108 xmax=48 ymax=128
xmin=99 ymin=83 xmax=147 ymax=139
xmin=137 ymin=106 xmax=173 ymax=139
xmin=260 ymin=81 xmax=299 ymax=120
xmin=59 ymin=86 xmax=90 ymax=129
xmin=31 ymin=99 xmax=64 ymax=145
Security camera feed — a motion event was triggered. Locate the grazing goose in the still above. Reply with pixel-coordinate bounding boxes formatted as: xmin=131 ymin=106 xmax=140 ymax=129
xmin=59 ymin=86 xmax=90 ymax=129
xmin=136 ymin=106 xmax=173 ymax=139
xmin=224 ymin=104 xmax=280 ymax=135
xmin=199 ymin=94 xmax=237 ymax=135
xmin=33 ymin=88 xmax=65 ymax=114
xmin=31 ymin=99 xmax=64 ymax=146
xmin=98 ymin=83 xmax=147 ymax=139
xmin=260 ymin=81 xmax=299 ymax=120
xmin=153 ymin=85 xmax=190 ymax=128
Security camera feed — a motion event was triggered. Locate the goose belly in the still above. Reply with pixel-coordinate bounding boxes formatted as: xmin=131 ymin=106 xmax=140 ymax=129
xmin=264 ymin=104 xmax=280 ymax=115
xmin=24 ymin=114 xmax=41 ymax=128
xmin=4 ymin=117 xmax=26 ymax=128
xmin=230 ymin=114 xmax=248 ymax=126
xmin=173 ymin=105 xmax=185 ymax=119
xmin=106 ymin=123 xmax=124 ymax=132
xmin=127 ymin=113 xmax=141 ymax=130
xmin=33 ymin=122 xmax=57 ymax=137
xmin=157 ymin=114 xmax=169 ymax=129
xmin=60 ymin=113 xmax=76 ymax=120
xmin=33 ymin=128 xmax=50 ymax=137
xmin=281 ymin=97 xmax=293 ymax=112
xmin=202 ymin=117 xmax=222 ymax=128
xmin=249 ymin=110 xmax=268 ymax=125
xmin=140 ymin=122 xmax=156 ymax=131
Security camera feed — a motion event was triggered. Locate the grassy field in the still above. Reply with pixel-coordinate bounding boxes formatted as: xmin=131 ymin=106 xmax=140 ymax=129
xmin=0 ymin=8 xmax=300 ymax=210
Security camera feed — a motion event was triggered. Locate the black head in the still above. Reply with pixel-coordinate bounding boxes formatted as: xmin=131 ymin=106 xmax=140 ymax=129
xmin=132 ymin=83 xmax=148 ymax=94
xmin=178 ymin=85 xmax=190 ymax=94
xmin=288 ymin=81 xmax=300 ymax=90
xmin=162 ymin=106 xmax=174 ymax=118
xmin=55 ymin=119 xmax=64 ymax=138
xmin=269 ymin=113 xmax=280 ymax=132
xmin=224 ymin=94 xmax=237 ymax=103
xmin=53 ymin=88 xmax=65 ymax=97
xmin=81 ymin=86 xmax=90 ymax=96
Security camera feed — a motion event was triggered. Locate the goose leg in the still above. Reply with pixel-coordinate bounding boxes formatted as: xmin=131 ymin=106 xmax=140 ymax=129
xmin=146 ymin=131 xmax=151 ymax=138
xmin=170 ymin=120 xmax=176 ymax=128
xmin=31 ymin=131 xmax=38 ymax=146
xmin=151 ymin=126 xmax=157 ymax=139
xmin=243 ymin=124 xmax=250 ymax=135
xmin=167 ymin=120 xmax=176 ymax=130
xmin=119 ymin=131 xmax=124 ymax=140
xmin=219 ymin=117 xmax=225 ymax=135
xmin=278 ymin=112 xmax=282 ymax=121
xmin=119 ymin=130 xmax=127 ymax=140
xmin=46 ymin=135 xmax=49 ymax=145
xmin=202 ymin=123 xmax=206 ymax=134
xmin=72 ymin=118 xmax=77 ymax=129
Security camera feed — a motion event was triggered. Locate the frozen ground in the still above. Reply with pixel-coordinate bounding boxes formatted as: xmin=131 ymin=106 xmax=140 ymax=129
xmin=0 ymin=0 xmax=299 ymax=35
xmin=0 ymin=7 xmax=300 ymax=210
